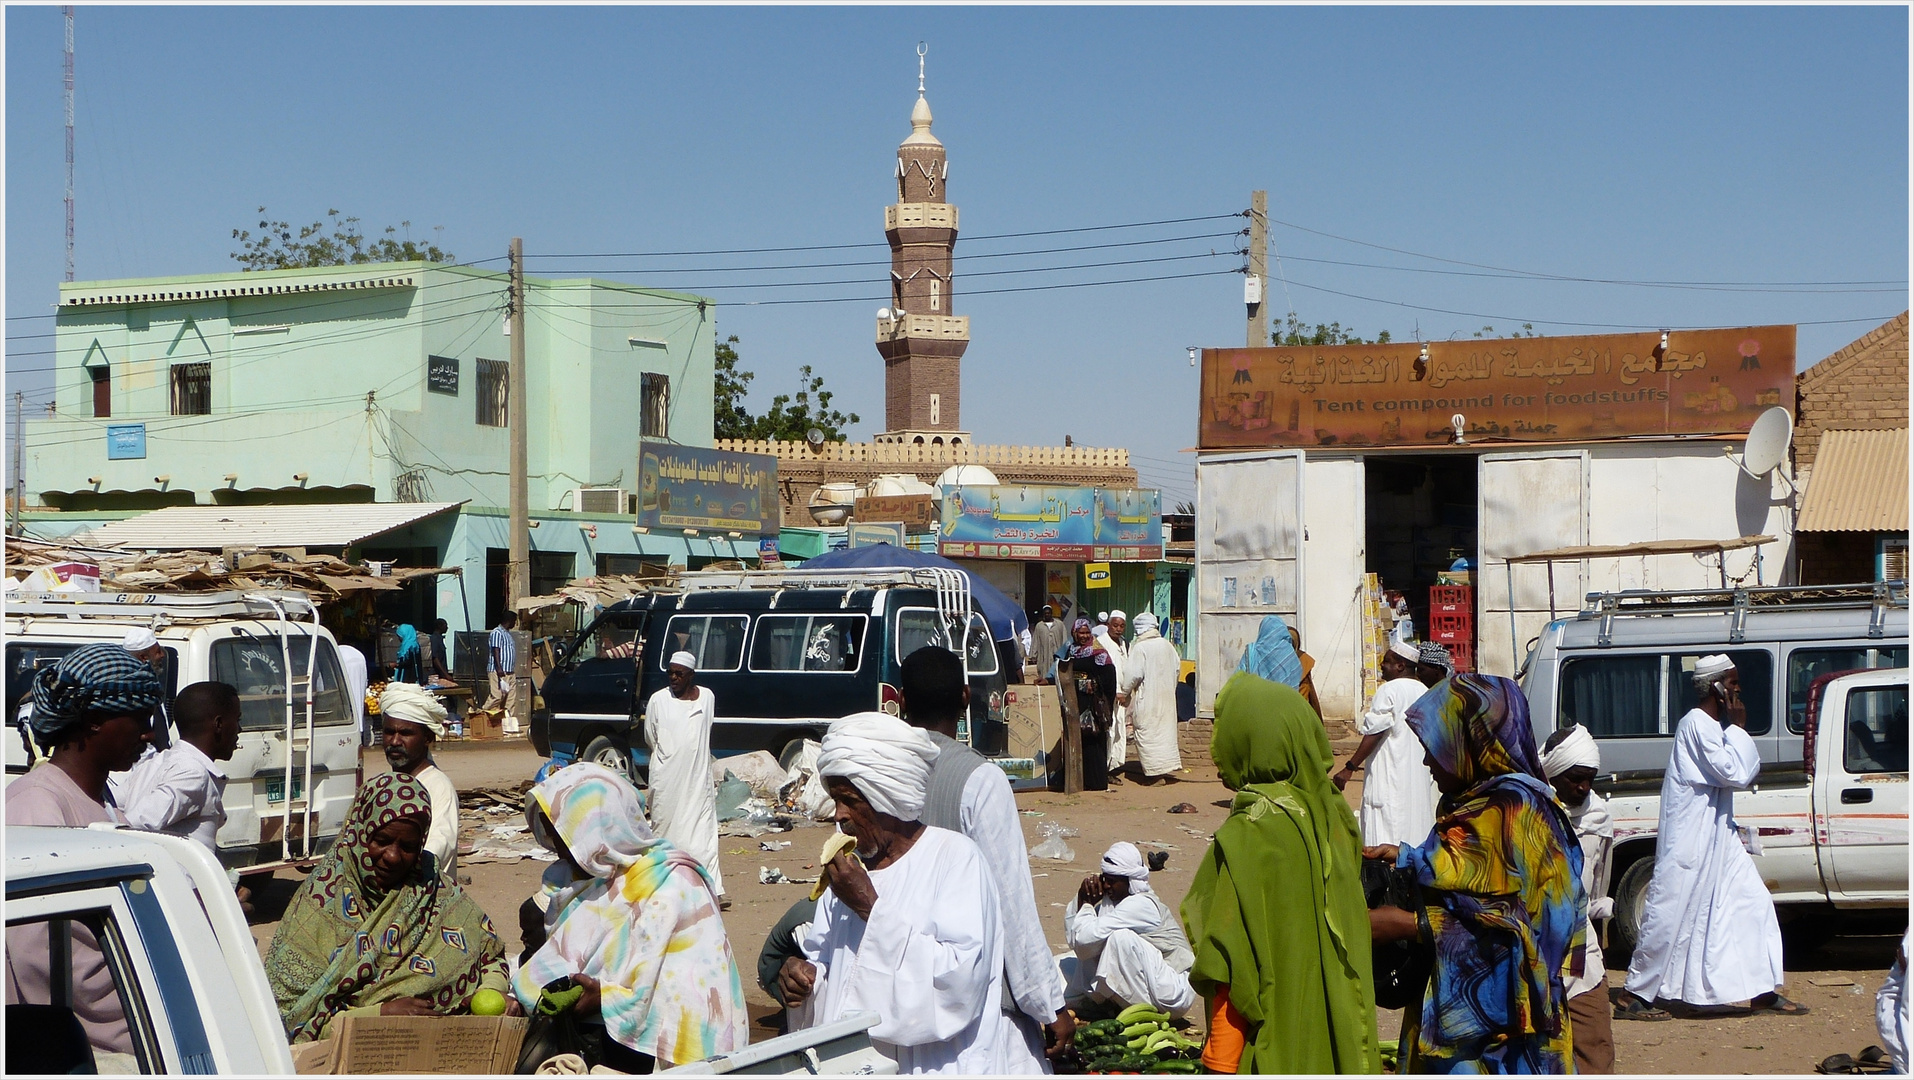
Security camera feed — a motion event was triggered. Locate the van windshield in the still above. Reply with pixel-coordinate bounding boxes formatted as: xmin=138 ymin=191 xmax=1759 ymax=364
xmin=211 ymin=636 xmax=352 ymax=730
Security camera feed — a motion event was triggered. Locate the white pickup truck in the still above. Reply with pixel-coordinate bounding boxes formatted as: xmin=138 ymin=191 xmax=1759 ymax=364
xmin=4 ymin=824 xmax=888 ymax=1076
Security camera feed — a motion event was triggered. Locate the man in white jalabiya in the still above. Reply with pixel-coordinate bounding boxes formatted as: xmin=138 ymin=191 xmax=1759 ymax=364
xmin=902 ymin=645 xmax=1073 ymax=1072
xmin=1097 ymin=611 xmax=1132 ymax=776
xmin=1124 ymin=613 xmax=1182 ymax=782
xmin=780 ymin=711 xmax=1006 ymax=1074
xmin=1541 ymin=723 xmax=1617 ymax=1073
xmin=1616 ymin=654 xmax=1806 ymax=1020
xmin=645 ymin=650 xmax=725 ymax=908
xmin=378 ymin=682 xmax=461 ymax=881
xmin=1333 ymin=639 xmax=1437 ymax=847
xmin=1060 ymin=842 xmax=1196 ymax=1018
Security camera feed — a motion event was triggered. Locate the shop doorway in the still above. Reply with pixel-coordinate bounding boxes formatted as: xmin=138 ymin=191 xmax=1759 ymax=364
xmin=1364 ymin=455 xmax=1478 ymax=650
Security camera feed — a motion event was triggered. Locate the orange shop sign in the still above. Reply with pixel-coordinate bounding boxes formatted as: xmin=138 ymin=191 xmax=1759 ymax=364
xmin=1199 ymin=325 xmax=1795 ymax=450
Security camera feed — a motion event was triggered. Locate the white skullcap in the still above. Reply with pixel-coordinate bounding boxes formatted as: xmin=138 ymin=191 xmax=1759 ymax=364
xmin=1109 ymin=610 xmax=1127 ymax=622
xmin=817 ymin=711 xmax=939 ymax=822
xmin=1133 ymin=611 xmax=1158 ymax=632
xmin=1694 ymin=654 xmax=1735 ymax=680
xmin=1542 ymin=724 xmax=1602 ymax=778
xmin=1097 ymin=612 xmax=1108 ymax=623
xmin=1388 ymin=639 xmax=1421 ymax=664
xmin=1100 ymin=841 xmax=1149 ymax=881
xmin=668 ymin=650 xmax=698 ymax=671
xmin=123 ymin=627 xmax=159 ymax=652
xmin=378 ymin=682 xmax=448 ymax=738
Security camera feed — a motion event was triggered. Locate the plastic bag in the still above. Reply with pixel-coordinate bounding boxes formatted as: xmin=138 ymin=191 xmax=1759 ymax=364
xmin=711 ymin=750 xmax=788 ymax=799
xmin=778 ymin=739 xmax=835 ymax=820
xmin=714 ymin=772 xmax=754 ymax=821
xmin=1029 ymin=821 xmax=1078 ymax=861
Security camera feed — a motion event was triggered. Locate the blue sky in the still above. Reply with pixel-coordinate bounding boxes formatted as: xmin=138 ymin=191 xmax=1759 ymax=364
xmin=6 ymin=5 xmax=1907 ymax=503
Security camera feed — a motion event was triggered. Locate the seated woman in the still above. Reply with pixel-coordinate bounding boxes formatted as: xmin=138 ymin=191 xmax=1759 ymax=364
xmin=1182 ymin=671 xmax=1380 ymax=1074
xmin=1366 ymin=674 xmax=1586 ymax=1074
xmin=264 ymin=773 xmax=513 ymax=1043
xmin=517 ymin=763 xmax=748 ymax=1073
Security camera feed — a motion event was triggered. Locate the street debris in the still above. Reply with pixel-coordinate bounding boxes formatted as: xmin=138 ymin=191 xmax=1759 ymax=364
xmin=761 ymin=840 xmax=793 ymax=851
xmin=759 ymin=866 xmax=819 ymax=886
xmin=1029 ymin=821 xmax=1079 ymax=861
xmin=1167 ymin=802 xmax=1199 ymax=814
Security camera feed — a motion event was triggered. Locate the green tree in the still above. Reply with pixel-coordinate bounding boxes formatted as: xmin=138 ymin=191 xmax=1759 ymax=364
xmin=1271 ymin=311 xmax=1392 ymax=346
xmin=712 ymin=334 xmax=860 ymax=442
xmin=1470 ymin=323 xmax=1539 ymax=339
xmin=230 ymin=207 xmax=454 ymax=270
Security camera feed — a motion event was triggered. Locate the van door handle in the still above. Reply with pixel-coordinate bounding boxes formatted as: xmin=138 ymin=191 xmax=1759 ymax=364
xmin=1841 ymin=788 xmax=1873 ymax=804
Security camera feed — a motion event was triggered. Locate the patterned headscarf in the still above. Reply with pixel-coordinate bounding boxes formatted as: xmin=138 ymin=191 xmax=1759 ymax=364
xmin=1066 ymin=618 xmax=1110 ymax=666
xmin=1237 ymin=615 xmax=1304 ymax=689
xmin=1418 ymin=642 xmax=1455 ymax=677
xmin=264 ymin=773 xmax=506 ymax=1043
xmin=30 ymin=641 xmax=163 ymax=742
xmin=1406 ymin=674 xmax=1548 ymax=792
xmin=532 ymin=761 xmax=668 ymax=878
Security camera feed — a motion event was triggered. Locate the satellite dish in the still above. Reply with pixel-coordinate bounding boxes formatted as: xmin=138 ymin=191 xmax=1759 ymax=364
xmin=805 ymin=427 xmax=827 ymax=450
xmin=1739 ymin=407 xmax=1793 ymax=477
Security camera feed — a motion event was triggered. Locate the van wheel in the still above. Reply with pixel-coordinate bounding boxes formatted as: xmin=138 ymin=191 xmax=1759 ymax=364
xmin=777 ymin=739 xmax=811 ymax=774
xmin=1608 ymin=856 xmax=1656 ymax=966
xmin=582 ymin=736 xmax=633 ymax=782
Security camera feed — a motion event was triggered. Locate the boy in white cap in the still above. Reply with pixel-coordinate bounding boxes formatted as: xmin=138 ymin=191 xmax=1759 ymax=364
xmin=1542 ymin=723 xmax=1616 ymax=1072
xmin=1334 ymin=638 xmax=1438 ymax=847
xmin=1616 ymin=654 xmax=1803 ymax=1020
xmin=645 ymin=650 xmax=724 ymax=906
xmin=1061 ymin=841 xmax=1196 ymax=1017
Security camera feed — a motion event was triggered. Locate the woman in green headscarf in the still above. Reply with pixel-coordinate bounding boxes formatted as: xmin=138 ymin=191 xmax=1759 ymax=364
xmin=1180 ymin=671 xmax=1381 ymax=1074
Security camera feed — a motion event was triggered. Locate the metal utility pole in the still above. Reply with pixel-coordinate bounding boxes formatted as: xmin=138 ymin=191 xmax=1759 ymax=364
xmin=508 ymin=238 xmax=529 ymax=605
xmin=63 ymin=5 xmax=75 ymax=282
xmin=1245 ymin=190 xmax=1267 ymax=347
xmin=12 ymin=392 xmax=25 ymax=535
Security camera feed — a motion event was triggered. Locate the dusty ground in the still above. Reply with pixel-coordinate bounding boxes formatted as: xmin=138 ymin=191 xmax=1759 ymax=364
xmin=242 ymin=727 xmax=1902 ymax=1075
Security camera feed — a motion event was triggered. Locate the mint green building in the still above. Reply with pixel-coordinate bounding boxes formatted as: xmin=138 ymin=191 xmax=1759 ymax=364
xmin=21 ymin=261 xmax=751 ymax=631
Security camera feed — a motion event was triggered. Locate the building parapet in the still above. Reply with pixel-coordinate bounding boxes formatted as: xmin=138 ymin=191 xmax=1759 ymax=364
xmin=715 ymin=439 xmax=1130 ymax=469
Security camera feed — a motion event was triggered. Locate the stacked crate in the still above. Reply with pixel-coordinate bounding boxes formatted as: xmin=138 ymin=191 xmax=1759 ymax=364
xmin=1428 ymin=585 xmax=1474 ymax=672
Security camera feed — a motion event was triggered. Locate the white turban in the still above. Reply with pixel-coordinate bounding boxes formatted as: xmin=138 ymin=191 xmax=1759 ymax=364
xmin=816 ymin=711 xmax=939 ymax=821
xmin=123 ymin=628 xmax=159 ymax=652
xmin=1388 ymin=639 xmax=1420 ymax=664
xmin=1101 ymin=841 xmax=1148 ymax=881
xmin=668 ymin=650 xmax=697 ymax=671
xmin=378 ymin=682 xmax=448 ymax=737
xmin=1694 ymin=654 xmax=1735 ymax=680
xmin=1133 ymin=611 xmax=1158 ymax=633
xmin=1542 ymin=724 xmax=1602 ymax=778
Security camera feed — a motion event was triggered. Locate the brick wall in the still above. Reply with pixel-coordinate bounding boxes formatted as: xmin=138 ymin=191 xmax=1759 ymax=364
xmin=1795 ymin=311 xmax=1909 ymax=477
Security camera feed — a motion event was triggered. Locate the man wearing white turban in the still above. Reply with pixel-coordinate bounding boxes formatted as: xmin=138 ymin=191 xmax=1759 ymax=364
xmin=1061 ymin=842 xmax=1196 ymax=1017
xmin=1617 ymin=655 xmax=1802 ymax=1020
xmin=1099 ymin=611 xmax=1133 ymax=776
xmin=1334 ymin=639 xmax=1438 ymax=847
xmin=782 ymin=711 xmax=1008 ymax=1074
xmin=645 ymin=651 xmax=725 ymax=905
xmin=1125 ymin=612 xmax=1183 ymax=780
xmin=1542 ymin=724 xmax=1616 ymax=1072
xmin=379 ymin=682 xmax=460 ymax=881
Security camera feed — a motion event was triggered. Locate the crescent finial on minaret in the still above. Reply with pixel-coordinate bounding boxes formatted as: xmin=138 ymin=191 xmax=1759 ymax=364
xmin=917 ymin=42 xmax=927 ymax=93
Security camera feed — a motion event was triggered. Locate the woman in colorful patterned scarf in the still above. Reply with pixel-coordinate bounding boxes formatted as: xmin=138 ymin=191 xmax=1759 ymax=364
xmin=517 ymin=762 xmax=748 ymax=1072
xmin=1364 ymin=675 xmax=1587 ymax=1074
xmin=264 ymin=773 xmax=512 ymax=1043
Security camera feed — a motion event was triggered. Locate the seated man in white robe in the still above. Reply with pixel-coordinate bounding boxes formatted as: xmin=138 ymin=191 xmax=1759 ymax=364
xmin=1060 ymin=842 xmax=1196 ymax=1018
xmin=1617 ymin=654 xmax=1805 ymax=1019
xmin=779 ymin=712 xmax=1008 ymax=1075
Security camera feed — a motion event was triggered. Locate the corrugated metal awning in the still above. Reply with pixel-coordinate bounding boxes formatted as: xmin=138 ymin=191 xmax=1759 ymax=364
xmin=1798 ymin=429 xmax=1908 ymax=533
xmin=78 ymin=501 xmax=466 ymax=551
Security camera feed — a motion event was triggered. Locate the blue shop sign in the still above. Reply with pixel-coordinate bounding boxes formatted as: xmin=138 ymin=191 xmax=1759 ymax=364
xmin=106 ymin=424 xmax=146 ymax=460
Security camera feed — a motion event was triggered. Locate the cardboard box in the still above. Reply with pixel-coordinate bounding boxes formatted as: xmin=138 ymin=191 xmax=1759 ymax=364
xmin=292 ymin=1014 xmax=528 ymax=1075
xmin=465 ymin=710 xmax=504 ymax=741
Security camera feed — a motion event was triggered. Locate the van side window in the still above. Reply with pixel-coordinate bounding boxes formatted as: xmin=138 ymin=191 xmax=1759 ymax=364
xmin=660 ymin=616 xmax=748 ymax=672
xmin=1787 ymin=646 xmax=1909 ymax=733
xmin=1842 ymin=685 xmax=1908 ymax=774
xmin=211 ymin=637 xmax=352 ymax=730
xmin=896 ymin=609 xmax=998 ymax=676
xmin=570 ymin=618 xmax=643 ymax=666
xmin=1668 ymin=650 xmax=1773 ymax=736
xmin=5 ymin=904 xmax=155 ymax=1073
xmin=749 ymin=615 xmax=867 ymax=673
xmin=1561 ymin=654 xmax=1661 ymax=737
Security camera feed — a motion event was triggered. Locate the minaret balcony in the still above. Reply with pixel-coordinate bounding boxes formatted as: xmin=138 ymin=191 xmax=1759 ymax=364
xmin=875 ymin=313 xmax=969 ymax=342
xmin=885 ymin=203 xmax=959 ymax=231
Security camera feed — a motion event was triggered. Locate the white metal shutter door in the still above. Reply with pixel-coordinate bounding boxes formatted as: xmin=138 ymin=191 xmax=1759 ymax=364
xmin=1479 ymin=450 xmax=1588 ymax=677
xmin=1195 ymin=450 xmax=1302 ymax=715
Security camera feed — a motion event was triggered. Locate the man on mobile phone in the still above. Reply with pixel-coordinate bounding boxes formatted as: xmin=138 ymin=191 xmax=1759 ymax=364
xmin=1615 ymin=655 xmax=1806 ymax=1021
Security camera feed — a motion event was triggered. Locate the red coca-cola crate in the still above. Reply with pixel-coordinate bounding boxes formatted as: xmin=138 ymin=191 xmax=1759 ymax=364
xmin=1430 ymin=585 xmax=1473 ymax=607
xmin=1431 ymin=600 xmax=1472 ymax=615
xmin=1431 ymin=628 xmax=1470 ymax=645
xmin=1447 ymin=641 xmax=1474 ymax=672
xmin=1429 ymin=611 xmax=1472 ymax=639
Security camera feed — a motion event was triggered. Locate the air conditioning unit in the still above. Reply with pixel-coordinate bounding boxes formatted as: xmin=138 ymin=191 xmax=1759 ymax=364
xmin=576 ymin=487 xmax=629 ymax=515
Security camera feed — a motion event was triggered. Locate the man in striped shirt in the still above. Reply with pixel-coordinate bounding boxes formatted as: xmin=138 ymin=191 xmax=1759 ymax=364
xmin=486 ymin=611 xmax=521 ymax=734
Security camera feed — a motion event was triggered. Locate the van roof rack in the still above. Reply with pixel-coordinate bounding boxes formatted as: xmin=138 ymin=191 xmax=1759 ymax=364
xmin=6 ymin=589 xmax=320 ymax=624
xmin=1581 ymin=580 xmax=1907 ymax=645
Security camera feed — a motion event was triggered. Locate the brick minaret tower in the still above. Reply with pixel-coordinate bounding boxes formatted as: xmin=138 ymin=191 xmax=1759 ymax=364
xmin=875 ymin=46 xmax=971 ymax=445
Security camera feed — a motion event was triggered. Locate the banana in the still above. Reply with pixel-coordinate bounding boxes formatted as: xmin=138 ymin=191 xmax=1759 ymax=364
xmin=810 ymin=832 xmax=862 ymax=900
xmin=1122 ymin=1021 xmax=1166 ymax=1039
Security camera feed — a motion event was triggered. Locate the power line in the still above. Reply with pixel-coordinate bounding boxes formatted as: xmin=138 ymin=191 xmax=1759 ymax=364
xmin=522 ymin=249 xmax=1241 ymax=295
xmin=525 ymin=213 xmax=1243 ymax=259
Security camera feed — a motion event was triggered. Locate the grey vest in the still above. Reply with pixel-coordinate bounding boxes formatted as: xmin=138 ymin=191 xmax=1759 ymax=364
xmin=922 ymin=731 xmax=987 ymax=832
